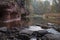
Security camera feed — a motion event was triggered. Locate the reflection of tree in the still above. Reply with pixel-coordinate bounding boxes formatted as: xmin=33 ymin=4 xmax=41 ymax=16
xmin=17 ymin=0 xmax=30 ymax=27
xmin=51 ymin=0 xmax=60 ymax=13
xmin=31 ymin=0 xmax=50 ymax=15
xmin=56 ymin=0 xmax=60 ymax=13
xmin=42 ymin=1 xmax=50 ymax=13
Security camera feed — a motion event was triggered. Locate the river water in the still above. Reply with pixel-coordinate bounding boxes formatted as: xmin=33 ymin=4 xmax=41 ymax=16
xmin=0 ymin=17 xmax=60 ymax=40
xmin=28 ymin=26 xmax=60 ymax=40
xmin=29 ymin=17 xmax=60 ymax=40
xmin=31 ymin=17 xmax=49 ymax=25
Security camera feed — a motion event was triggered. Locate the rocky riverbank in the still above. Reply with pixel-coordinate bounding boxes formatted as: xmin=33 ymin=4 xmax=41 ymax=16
xmin=0 ymin=26 xmax=60 ymax=40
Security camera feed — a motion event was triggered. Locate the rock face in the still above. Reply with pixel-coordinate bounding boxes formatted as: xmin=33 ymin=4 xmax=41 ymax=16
xmin=42 ymin=34 xmax=60 ymax=40
xmin=53 ymin=25 xmax=60 ymax=32
xmin=0 ymin=0 xmax=30 ymax=28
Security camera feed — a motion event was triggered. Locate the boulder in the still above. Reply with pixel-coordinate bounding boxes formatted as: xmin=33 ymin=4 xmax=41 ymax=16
xmin=53 ymin=25 xmax=60 ymax=32
xmin=46 ymin=28 xmax=60 ymax=34
xmin=38 ymin=30 xmax=51 ymax=37
xmin=42 ymin=34 xmax=60 ymax=40
xmin=32 ymin=30 xmax=50 ymax=37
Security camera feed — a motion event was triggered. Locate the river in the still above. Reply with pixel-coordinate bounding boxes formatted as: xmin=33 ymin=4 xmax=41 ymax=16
xmin=30 ymin=17 xmax=49 ymax=25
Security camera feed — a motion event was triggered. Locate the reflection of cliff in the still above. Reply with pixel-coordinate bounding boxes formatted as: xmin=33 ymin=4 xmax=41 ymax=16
xmin=0 ymin=0 xmax=30 ymax=28
xmin=43 ymin=13 xmax=60 ymax=24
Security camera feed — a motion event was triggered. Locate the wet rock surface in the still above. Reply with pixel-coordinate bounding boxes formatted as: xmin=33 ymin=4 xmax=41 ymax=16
xmin=42 ymin=34 xmax=60 ymax=40
xmin=0 ymin=26 xmax=60 ymax=40
xmin=53 ymin=25 xmax=60 ymax=32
